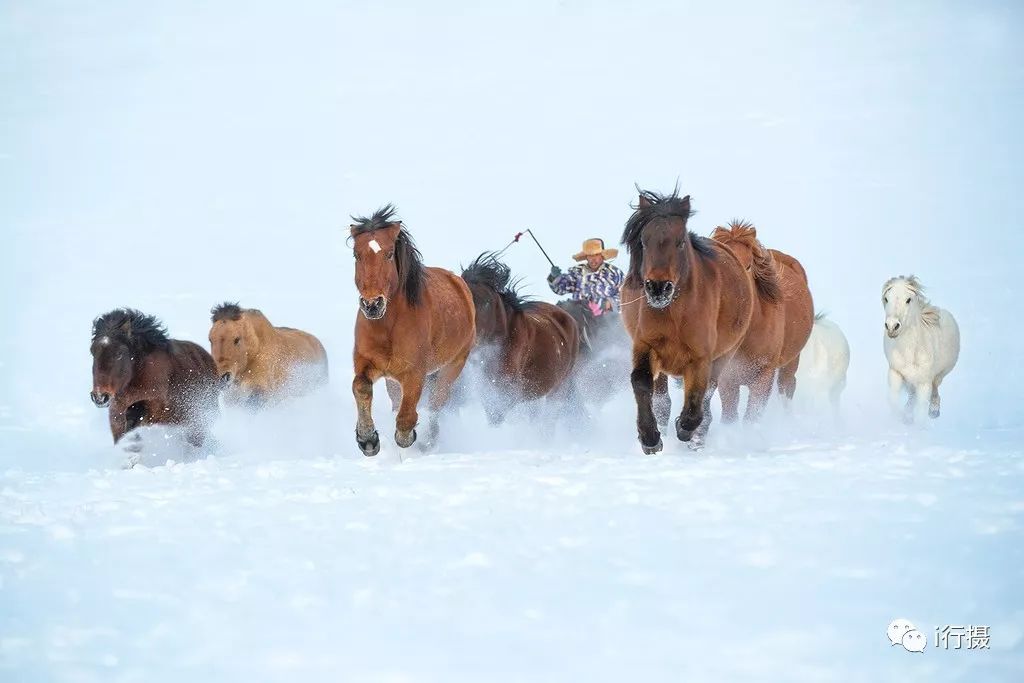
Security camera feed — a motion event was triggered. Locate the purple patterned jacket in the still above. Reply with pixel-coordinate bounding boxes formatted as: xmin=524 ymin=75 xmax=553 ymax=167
xmin=548 ymin=262 xmax=625 ymax=309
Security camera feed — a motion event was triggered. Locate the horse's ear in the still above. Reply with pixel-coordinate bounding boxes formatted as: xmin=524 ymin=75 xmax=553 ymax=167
xmin=681 ymin=195 xmax=691 ymax=214
xmin=349 ymin=225 xmax=360 ymax=236
xmin=638 ymin=194 xmax=652 ymax=210
xmin=119 ymin=318 xmax=132 ymax=338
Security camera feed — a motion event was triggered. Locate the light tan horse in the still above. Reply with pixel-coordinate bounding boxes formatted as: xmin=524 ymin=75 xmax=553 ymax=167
xmin=208 ymin=303 xmax=328 ymax=406
xmin=711 ymin=221 xmax=814 ymax=421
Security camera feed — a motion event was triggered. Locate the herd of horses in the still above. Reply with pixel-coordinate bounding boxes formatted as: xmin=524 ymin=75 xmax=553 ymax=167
xmin=89 ymin=187 xmax=960 ymax=460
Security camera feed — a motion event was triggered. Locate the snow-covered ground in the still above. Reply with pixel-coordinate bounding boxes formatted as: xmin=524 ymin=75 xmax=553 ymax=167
xmin=2 ymin=391 xmax=1023 ymax=681
xmin=3 ymin=1 xmax=1023 ymax=681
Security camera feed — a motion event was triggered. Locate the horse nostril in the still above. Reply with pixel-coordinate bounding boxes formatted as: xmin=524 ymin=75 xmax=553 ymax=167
xmin=91 ymin=392 xmax=110 ymax=407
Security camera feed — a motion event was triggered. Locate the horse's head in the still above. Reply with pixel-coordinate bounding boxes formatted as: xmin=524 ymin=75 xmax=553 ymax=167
xmin=208 ymin=302 xmax=256 ymax=385
xmin=622 ymin=189 xmax=697 ymax=309
xmin=350 ymin=205 xmax=424 ymax=320
xmin=89 ymin=309 xmax=167 ymax=407
xmin=882 ymin=276 xmax=926 ymax=338
xmin=462 ymin=253 xmax=517 ymax=342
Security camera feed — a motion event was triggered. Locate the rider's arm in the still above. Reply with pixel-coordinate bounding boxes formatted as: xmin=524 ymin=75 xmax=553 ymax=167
xmin=547 ymin=268 xmax=579 ymax=295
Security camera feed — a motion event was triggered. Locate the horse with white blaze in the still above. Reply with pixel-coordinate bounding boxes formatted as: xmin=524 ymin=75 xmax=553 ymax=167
xmin=882 ymin=276 xmax=960 ymax=423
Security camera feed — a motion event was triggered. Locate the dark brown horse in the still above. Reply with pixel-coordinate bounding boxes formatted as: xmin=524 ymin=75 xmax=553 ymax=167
xmin=620 ymin=190 xmax=754 ymax=453
xmin=90 ymin=309 xmax=219 ymax=448
xmin=461 ymin=253 xmax=580 ymax=424
xmin=712 ymin=222 xmax=814 ymax=421
xmin=350 ymin=205 xmax=476 ymax=455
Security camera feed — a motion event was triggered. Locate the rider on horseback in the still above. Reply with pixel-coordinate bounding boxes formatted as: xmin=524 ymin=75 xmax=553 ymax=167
xmin=547 ymin=238 xmax=625 ymax=316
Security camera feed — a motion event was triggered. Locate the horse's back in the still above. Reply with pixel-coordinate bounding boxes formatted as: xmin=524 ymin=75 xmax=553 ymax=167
xmin=798 ymin=318 xmax=849 ymax=385
xmin=276 ymin=326 xmax=329 ymax=366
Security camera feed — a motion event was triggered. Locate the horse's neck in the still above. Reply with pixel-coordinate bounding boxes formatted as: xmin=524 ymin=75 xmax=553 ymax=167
xmin=243 ymin=313 xmax=279 ymax=361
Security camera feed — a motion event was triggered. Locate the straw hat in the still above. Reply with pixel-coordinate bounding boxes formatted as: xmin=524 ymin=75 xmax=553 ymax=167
xmin=573 ymin=238 xmax=619 ymax=262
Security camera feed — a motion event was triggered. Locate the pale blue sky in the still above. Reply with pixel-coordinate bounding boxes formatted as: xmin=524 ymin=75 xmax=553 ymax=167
xmin=1 ymin=0 xmax=1022 ymax=423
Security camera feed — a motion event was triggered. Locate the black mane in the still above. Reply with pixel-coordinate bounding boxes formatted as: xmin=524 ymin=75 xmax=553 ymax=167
xmin=621 ymin=188 xmax=716 ymax=287
xmin=461 ymin=252 xmax=535 ymax=313
xmin=91 ymin=308 xmax=170 ymax=350
xmin=211 ymin=301 xmax=243 ymax=322
xmin=350 ymin=204 xmax=426 ymax=306
xmin=350 ymin=204 xmax=400 ymax=235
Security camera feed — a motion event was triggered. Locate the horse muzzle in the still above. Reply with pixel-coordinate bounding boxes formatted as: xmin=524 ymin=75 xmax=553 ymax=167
xmin=885 ymin=321 xmax=902 ymax=338
xmin=644 ymin=280 xmax=675 ymax=309
xmin=359 ymin=296 xmax=388 ymax=320
xmin=220 ymin=372 xmax=233 ymax=386
xmin=90 ymin=391 xmax=111 ymax=407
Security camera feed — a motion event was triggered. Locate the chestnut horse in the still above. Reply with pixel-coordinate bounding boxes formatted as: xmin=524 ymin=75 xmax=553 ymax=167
xmin=350 ymin=205 xmax=476 ymax=455
xmin=620 ymin=190 xmax=754 ymax=453
xmin=90 ymin=309 xmax=219 ymax=447
xmin=209 ymin=302 xmax=328 ymax=407
xmin=711 ymin=221 xmax=814 ymax=421
xmin=461 ymin=253 xmax=580 ymax=424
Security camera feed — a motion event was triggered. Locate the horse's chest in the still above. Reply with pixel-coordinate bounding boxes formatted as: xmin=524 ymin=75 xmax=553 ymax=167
xmin=887 ymin=340 xmax=935 ymax=379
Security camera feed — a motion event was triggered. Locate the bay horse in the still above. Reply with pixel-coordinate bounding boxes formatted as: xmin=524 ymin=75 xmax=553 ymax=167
xmin=90 ymin=309 xmax=219 ymax=448
xmin=711 ymin=221 xmax=814 ymax=421
xmin=209 ymin=302 xmax=328 ymax=407
xmin=882 ymin=276 xmax=960 ymax=422
xmin=350 ymin=205 xmax=476 ymax=455
xmin=461 ymin=253 xmax=580 ymax=424
xmin=620 ymin=190 xmax=754 ymax=453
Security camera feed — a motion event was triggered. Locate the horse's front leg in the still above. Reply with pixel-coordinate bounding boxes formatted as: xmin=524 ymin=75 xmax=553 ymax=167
xmin=395 ymin=373 xmax=425 ymax=448
xmin=353 ymin=365 xmax=382 ymax=456
xmin=677 ymin=358 xmax=710 ymax=442
xmin=630 ymin=349 xmax=662 ymax=454
xmin=887 ymin=368 xmax=905 ymax=419
xmin=913 ymin=382 xmax=933 ymax=423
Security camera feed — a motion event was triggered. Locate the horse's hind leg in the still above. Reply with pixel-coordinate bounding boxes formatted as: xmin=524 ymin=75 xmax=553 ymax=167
xmin=653 ymin=373 xmax=671 ymax=432
xmin=422 ymin=351 xmax=471 ymax=449
xmin=353 ymin=367 xmax=382 ymax=456
xmin=744 ymin=366 xmax=775 ymax=423
xmin=777 ymin=356 xmax=799 ymax=410
xmin=385 ymin=379 xmax=402 ymax=413
xmin=718 ymin=374 xmax=741 ymax=424
xmin=929 ymin=380 xmax=941 ymax=419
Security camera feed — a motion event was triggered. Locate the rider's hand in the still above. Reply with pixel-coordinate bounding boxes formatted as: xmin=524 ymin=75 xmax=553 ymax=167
xmin=548 ymin=265 xmax=562 ymax=280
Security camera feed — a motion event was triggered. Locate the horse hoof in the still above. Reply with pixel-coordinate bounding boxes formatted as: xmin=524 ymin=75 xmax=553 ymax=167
xmin=929 ymin=408 xmax=940 ymax=419
xmin=395 ymin=428 xmax=417 ymax=449
xmin=720 ymin=413 xmax=738 ymax=425
xmin=641 ymin=438 xmax=663 ymax=455
xmin=357 ymin=430 xmax=380 ymax=457
xmin=676 ymin=414 xmax=701 ymax=440
xmin=688 ymin=437 xmax=706 ymax=451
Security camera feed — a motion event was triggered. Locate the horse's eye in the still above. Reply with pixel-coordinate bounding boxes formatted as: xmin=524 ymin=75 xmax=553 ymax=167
xmin=386 ymin=251 xmax=395 ymax=261
xmin=233 ymin=337 xmax=240 ymax=345
xmin=905 ymin=297 xmax=911 ymax=304
xmin=883 ymin=297 xmax=888 ymax=304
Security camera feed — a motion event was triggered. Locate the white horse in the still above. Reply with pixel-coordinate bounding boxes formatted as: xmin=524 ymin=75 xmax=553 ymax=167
xmin=795 ymin=313 xmax=850 ymax=417
xmin=882 ymin=276 xmax=960 ymax=422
